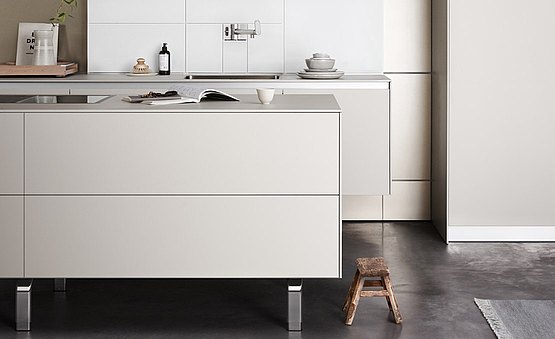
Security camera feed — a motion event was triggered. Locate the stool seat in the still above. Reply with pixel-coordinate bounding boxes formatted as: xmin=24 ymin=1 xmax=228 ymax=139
xmin=343 ymin=257 xmax=402 ymax=325
xmin=356 ymin=257 xmax=390 ymax=276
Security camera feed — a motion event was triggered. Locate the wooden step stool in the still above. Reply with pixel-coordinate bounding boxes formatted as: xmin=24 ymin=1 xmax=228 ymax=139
xmin=343 ymin=257 xmax=402 ymax=325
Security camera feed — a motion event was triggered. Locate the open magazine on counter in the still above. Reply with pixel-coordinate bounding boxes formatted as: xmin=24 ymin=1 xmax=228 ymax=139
xmin=123 ymin=85 xmax=240 ymax=105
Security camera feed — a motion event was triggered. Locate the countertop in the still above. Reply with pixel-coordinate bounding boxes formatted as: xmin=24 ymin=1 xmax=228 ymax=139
xmin=0 ymin=73 xmax=390 ymax=90
xmin=0 ymin=94 xmax=341 ymax=113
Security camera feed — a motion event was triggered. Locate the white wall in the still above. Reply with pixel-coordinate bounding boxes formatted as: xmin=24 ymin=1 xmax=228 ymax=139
xmin=88 ymin=0 xmax=384 ymax=73
xmin=432 ymin=0 xmax=555 ymax=241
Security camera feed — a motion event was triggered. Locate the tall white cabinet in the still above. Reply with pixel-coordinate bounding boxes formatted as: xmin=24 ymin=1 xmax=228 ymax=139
xmin=355 ymin=0 xmax=431 ymax=221
xmin=432 ymin=0 xmax=555 ymax=242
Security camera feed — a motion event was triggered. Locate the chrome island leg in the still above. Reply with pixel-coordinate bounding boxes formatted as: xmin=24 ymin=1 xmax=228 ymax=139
xmin=16 ymin=279 xmax=33 ymax=331
xmin=54 ymin=278 xmax=66 ymax=292
xmin=288 ymin=279 xmax=303 ymax=331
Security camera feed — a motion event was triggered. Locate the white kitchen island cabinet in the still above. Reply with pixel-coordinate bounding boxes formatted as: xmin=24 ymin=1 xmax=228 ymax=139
xmin=25 ymin=113 xmax=338 ymax=195
xmin=0 ymin=94 xmax=341 ymax=331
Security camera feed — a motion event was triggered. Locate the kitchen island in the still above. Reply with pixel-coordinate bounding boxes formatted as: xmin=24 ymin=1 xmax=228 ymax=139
xmin=0 ymin=74 xmax=390 ymax=219
xmin=0 ymin=94 xmax=341 ymax=331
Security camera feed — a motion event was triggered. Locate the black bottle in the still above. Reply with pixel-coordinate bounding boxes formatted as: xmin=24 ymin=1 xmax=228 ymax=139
xmin=158 ymin=43 xmax=170 ymax=75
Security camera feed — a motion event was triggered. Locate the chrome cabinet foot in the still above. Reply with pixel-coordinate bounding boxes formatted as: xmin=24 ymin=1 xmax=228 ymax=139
xmin=288 ymin=279 xmax=303 ymax=331
xmin=16 ymin=279 xmax=33 ymax=331
xmin=54 ymin=278 xmax=66 ymax=292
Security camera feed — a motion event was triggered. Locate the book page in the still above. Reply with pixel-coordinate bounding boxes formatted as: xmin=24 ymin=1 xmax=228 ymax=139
xmin=168 ymin=85 xmax=205 ymax=100
xmin=168 ymin=85 xmax=239 ymax=102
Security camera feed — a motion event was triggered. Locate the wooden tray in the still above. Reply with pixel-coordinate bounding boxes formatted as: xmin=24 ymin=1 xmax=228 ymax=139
xmin=0 ymin=62 xmax=78 ymax=77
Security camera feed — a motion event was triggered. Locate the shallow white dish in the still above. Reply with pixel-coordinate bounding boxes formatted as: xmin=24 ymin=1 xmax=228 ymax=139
xmin=304 ymin=68 xmax=337 ymax=73
xmin=296 ymin=71 xmax=344 ymax=79
xmin=126 ymin=72 xmax=158 ymax=77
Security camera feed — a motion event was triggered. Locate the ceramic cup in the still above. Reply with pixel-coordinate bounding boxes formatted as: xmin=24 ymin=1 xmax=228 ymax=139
xmin=256 ymin=88 xmax=275 ymax=104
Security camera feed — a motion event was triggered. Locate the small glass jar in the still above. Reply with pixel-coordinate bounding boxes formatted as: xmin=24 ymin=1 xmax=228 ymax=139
xmin=32 ymin=30 xmax=56 ymax=65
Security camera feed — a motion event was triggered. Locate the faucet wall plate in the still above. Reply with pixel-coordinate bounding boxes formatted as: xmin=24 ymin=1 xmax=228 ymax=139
xmin=224 ymin=24 xmax=248 ymax=41
xmin=224 ymin=20 xmax=261 ymax=41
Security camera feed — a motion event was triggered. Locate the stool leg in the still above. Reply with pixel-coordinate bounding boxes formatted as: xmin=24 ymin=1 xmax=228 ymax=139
xmin=383 ymin=275 xmax=402 ymax=324
xmin=342 ymin=270 xmax=360 ymax=312
xmin=344 ymin=275 xmax=364 ymax=325
xmin=381 ymin=277 xmax=393 ymax=311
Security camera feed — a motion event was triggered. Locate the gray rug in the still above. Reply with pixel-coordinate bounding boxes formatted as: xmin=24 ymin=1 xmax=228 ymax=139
xmin=475 ymin=298 xmax=555 ymax=339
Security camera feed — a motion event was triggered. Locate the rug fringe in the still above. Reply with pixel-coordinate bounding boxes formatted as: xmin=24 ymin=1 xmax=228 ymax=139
xmin=474 ymin=298 xmax=513 ymax=339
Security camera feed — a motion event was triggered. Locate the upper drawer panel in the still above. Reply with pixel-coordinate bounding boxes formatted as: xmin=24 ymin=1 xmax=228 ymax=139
xmin=88 ymin=0 xmax=185 ymax=24
xmin=186 ymin=0 xmax=284 ymax=24
xmin=0 ymin=114 xmax=23 ymax=194
xmin=25 ymin=113 xmax=339 ymax=195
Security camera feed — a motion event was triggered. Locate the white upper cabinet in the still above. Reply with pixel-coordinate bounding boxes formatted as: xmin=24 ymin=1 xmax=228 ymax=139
xmin=384 ymin=0 xmax=431 ymax=72
xmin=88 ymin=0 xmax=185 ymax=24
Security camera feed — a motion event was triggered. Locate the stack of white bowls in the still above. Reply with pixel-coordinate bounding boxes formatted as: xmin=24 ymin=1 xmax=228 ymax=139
xmin=297 ymin=53 xmax=344 ymax=79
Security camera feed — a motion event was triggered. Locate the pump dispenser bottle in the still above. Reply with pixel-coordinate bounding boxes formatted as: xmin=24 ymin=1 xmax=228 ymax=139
xmin=158 ymin=43 xmax=170 ymax=75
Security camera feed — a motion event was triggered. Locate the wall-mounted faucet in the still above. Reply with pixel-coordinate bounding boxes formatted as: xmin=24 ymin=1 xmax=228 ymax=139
xmin=224 ymin=20 xmax=261 ymax=41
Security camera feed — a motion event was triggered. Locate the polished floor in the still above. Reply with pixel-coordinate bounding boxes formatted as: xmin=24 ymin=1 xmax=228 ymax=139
xmin=1 ymin=222 xmax=554 ymax=338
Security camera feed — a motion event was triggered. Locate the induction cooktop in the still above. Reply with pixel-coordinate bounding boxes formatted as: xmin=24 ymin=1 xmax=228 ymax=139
xmin=0 ymin=95 xmax=112 ymax=104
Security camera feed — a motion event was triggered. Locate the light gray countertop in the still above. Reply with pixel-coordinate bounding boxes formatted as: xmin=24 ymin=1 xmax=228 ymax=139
xmin=0 ymin=94 xmax=341 ymax=113
xmin=0 ymin=73 xmax=390 ymax=90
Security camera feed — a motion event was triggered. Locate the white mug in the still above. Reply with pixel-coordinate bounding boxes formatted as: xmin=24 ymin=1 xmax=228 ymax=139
xmin=256 ymin=88 xmax=275 ymax=104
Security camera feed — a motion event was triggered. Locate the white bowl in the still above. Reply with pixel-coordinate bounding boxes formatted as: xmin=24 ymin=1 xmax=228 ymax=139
xmin=313 ymin=52 xmax=330 ymax=59
xmin=305 ymin=58 xmax=336 ymax=70
xmin=256 ymin=88 xmax=275 ymax=104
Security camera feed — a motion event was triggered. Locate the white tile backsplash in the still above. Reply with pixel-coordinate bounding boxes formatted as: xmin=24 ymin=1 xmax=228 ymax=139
xmin=223 ymin=41 xmax=248 ymax=73
xmin=186 ymin=0 xmax=283 ymax=24
xmin=248 ymin=24 xmax=284 ymax=73
xmin=88 ymin=0 xmax=384 ymax=73
xmin=186 ymin=25 xmax=223 ymax=73
xmin=88 ymin=24 xmax=185 ymax=73
xmin=285 ymin=0 xmax=384 ymax=73
xmin=88 ymin=0 xmax=185 ymax=24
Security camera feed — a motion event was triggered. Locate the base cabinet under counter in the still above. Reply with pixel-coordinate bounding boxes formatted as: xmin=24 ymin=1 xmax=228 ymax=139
xmin=285 ymin=89 xmax=390 ymax=196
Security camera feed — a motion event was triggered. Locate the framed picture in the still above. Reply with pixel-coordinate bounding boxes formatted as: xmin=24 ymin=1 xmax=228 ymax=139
xmin=16 ymin=22 xmax=59 ymax=65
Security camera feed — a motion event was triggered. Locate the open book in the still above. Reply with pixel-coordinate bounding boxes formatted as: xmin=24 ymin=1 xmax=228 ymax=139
xmin=123 ymin=85 xmax=239 ymax=105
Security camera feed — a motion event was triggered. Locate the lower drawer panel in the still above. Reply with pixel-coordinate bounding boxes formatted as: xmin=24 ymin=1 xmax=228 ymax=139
xmin=25 ymin=196 xmax=339 ymax=278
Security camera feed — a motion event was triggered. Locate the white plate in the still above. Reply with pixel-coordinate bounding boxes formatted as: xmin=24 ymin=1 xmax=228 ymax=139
xmin=304 ymin=68 xmax=337 ymax=72
xmin=296 ymin=71 xmax=344 ymax=79
xmin=126 ymin=72 xmax=158 ymax=77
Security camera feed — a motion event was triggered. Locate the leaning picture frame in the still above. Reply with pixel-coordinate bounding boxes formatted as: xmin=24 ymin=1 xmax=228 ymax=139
xmin=16 ymin=22 xmax=59 ymax=65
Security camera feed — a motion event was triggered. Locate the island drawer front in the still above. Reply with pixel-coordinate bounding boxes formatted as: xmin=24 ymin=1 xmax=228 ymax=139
xmin=0 ymin=197 xmax=24 ymax=277
xmin=25 ymin=113 xmax=339 ymax=194
xmin=0 ymin=113 xmax=23 ymax=194
xmin=25 ymin=196 xmax=340 ymax=278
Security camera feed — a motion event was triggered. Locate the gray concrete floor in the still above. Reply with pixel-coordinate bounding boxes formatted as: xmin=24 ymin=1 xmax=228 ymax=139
xmin=1 ymin=222 xmax=554 ymax=338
